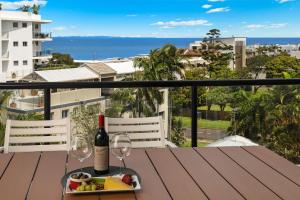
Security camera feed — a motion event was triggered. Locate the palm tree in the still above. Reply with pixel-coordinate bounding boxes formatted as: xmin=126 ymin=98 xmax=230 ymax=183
xmin=134 ymin=44 xmax=185 ymax=80
xmin=32 ymin=4 xmax=40 ymax=15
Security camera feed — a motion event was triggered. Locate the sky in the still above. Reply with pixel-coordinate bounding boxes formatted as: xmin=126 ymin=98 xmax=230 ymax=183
xmin=1 ymin=0 xmax=300 ymax=38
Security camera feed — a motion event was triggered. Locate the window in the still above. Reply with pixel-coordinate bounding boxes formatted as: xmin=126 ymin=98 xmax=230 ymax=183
xmin=35 ymin=41 xmax=39 ymax=46
xmin=23 ymin=60 xmax=28 ymax=65
xmin=13 ymin=61 xmax=19 ymax=66
xmin=23 ymin=42 xmax=28 ymax=47
xmin=13 ymin=41 xmax=18 ymax=47
xmin=62 ymin=109 xmax=69 ymax=118
xmin=22 ymin=23 xmax=27 ymax=28
xmin=35 ymin=24 xmax=39 ymax=29
xmin=13 ymin=22 xmax=18 ymax=28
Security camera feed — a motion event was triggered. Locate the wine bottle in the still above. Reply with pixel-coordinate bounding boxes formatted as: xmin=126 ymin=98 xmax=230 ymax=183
xmin=94 ymin=115 xmax=109 ymax=175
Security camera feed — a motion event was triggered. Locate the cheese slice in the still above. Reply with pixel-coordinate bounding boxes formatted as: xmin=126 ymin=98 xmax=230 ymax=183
xmin=104 ymin=177 xmax=133 ymax=190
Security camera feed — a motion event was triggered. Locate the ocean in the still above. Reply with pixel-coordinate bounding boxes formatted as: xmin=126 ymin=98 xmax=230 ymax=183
xmin=43 ymin=37 xmax=300 ymax=60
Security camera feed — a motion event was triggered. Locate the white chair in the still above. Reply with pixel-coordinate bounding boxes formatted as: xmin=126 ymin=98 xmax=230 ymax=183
xmin=3 ymin=118 xmax=71 ymax=153
xmin=105 ymin=116 xmax=176 ymax=148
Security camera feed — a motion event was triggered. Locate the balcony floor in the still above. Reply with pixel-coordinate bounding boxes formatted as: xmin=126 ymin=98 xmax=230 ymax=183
xmin=0 ymin=146 xmax=299 ymax=200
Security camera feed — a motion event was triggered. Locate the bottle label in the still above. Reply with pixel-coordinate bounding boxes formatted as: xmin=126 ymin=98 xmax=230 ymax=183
xmin=94 ymin=146 xmax=109 ymax=171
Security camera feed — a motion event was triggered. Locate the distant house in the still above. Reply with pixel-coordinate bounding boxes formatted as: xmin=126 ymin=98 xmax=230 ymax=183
xmin=81 ymin=62 xmax=117 ymax=96
xmin=189 ymin=37 xmax=247 ymax=70
xmin=7 ymin=67 xmax=112 ymax=120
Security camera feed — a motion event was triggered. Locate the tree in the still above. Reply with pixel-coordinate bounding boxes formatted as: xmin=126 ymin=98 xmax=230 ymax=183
xmin=198 ymin=29 xmax=234 ymax=79
xmin=20 ymin=5 xmax=31 ymax=12
xmin=265 ymin=54 xmax=300 ymax=78
xmin=171 ymin=118 xmax=186 ymax=146
xmin=71 ymin=105 xmax=103 ymax=147
xmin=0 ymin=91 xmax=11 ymax=146
xmin=134 ymin=44 xmax=185 ymax=80
xmin=229 ymin=86 xmax=300 ymax=163
xmin=32 ymin=4 xmax=40 ymax=15
xmin=206 ymin=87 xmax=232 ymax=111
xmin=246 ymin=55 xmax=271 ymax=79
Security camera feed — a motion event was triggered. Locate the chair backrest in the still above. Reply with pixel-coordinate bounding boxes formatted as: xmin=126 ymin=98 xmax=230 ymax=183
xmin=105 ymin=116 xmax=165 ymax=148
xmin=4 ymin=118 xmax=71 ymax=153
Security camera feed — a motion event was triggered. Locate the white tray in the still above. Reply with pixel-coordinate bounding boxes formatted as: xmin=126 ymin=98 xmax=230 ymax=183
xmin=65 ymin=175 xmax=141 ymax=194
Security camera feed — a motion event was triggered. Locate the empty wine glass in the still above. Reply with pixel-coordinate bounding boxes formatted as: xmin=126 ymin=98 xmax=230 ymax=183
xmin=110 ymin=133 xmax=131 ymax=175
xmin=70 ymin=136 xmax=92 ymax=171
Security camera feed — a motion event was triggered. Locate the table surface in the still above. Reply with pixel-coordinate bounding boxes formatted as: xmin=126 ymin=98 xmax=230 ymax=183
xmin=0 ymin=146 xmax=300 ymax=200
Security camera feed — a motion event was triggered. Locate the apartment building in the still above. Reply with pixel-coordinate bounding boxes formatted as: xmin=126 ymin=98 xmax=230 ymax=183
xmin=0 ymin=11 xmax=52 ymax=82
xmin=189 ymin=37 xmax=247 ymax=70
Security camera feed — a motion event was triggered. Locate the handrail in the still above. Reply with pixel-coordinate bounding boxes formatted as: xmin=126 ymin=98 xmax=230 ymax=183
xmin=0 ymin=78 xmax=299 ymax=89
xmin=2 ymin=78 xmax=300 ymax=147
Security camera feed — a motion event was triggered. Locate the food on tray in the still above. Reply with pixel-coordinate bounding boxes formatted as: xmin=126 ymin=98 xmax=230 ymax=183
xmin=70 ymin=178 xmax=105 ymax=191
xmin=122 ymin=174 xmax=133 ymax=185
xmin=71 ymin=173 xmax=89 ymax=180
xmin=104 ymin=177 xmax=133 ymax=190
xmin=69 ymin=172 xmax=91 ymax=183
xmin=68 ymin=174 xmax=137 ymax=192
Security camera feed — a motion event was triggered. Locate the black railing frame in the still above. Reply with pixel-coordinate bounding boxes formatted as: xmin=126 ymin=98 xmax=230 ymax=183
xmin=1 ymin=78 xmax=299 ymax=147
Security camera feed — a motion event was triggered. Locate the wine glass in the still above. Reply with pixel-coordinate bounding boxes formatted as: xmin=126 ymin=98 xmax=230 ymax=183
xmin=110 ymin=133 xmax=132 ymax=175
xmin=70 ymin=136 xmax=92 ymax=171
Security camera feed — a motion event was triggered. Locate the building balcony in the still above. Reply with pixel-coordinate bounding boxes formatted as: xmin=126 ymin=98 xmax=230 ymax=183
xmin=33 ymin=50 xmax=52 ymax=59
xmin=33 ymin=32 xmax=52 ymax=41
xmin=1 ymin=32 xmax=9 ymax=40
xmin=2 ymin=52 xmax=9 ymax=60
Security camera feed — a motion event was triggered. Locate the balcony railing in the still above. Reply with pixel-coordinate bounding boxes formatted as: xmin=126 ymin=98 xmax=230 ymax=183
xmin=2 ymin=52 xmax=9 ymax=59
xmin=1 ymin=78 xmax=299 ymax=147
xmin=33 ymin=32 xmax=52 ymax=39
xmin=1 ymin=32 xmax=9 ymax=40
xmin=33 ymin=50 xmax=52 ymax=57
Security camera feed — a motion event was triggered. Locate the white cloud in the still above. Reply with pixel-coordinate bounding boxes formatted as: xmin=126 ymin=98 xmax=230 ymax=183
xmin=206 ymin=7 xmax=230 ymax=13
xmin=276 ymin=0 xmax=294 ymax=3
xmin=126 ymin=14 xmax=138 ymax=17
xmin=208 ymin=0 xmax=225 ymax=2
xmin=0 ymin=0 xmax=47 ymax=10
xmin=246 ymin=23 xmax=288 ymax=29
xmin=202 ymin=4 xmax=212 ymax=9
xmin=152 ymin=19 xmax=212 ymax=28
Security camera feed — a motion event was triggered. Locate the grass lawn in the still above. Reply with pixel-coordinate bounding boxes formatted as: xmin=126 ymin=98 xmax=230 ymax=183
xmin=198 ymin=104 xmax=232 ymax=112
xmin=181 ymin=138 xmax=213 ymax=147
xmin=175 ymin=116 xmax=230 ymax=130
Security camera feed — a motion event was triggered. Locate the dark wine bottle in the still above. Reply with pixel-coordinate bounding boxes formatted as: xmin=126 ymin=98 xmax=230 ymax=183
xmin=94 ymin=115 xmax=109 ymax=175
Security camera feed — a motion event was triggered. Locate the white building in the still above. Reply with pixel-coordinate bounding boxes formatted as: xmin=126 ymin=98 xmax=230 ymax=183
xmin=0 ymin=11 xmax=52 ymax=82
xmin=7 ymin=67 xmax=113 ymax=120
xmin=189 ymin=37 xmax=247 ymax=70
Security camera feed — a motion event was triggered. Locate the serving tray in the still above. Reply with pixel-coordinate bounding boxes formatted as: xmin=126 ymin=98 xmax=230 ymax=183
xmin=61 ymin=166 xmax=142 ymax=194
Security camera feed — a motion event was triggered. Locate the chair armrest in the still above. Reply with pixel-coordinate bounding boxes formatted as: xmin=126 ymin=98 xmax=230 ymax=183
xmin=165 ymin=140 xmax=177 ymax=148
xmin=0 ymin=146 xmax=4 ymax=153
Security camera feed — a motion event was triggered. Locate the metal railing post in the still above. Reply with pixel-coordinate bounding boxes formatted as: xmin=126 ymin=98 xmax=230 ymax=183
xmin=44 ymin=88 xmax=51 ymax=120
xmin=191 ymin=86 xmax=198 ymax=147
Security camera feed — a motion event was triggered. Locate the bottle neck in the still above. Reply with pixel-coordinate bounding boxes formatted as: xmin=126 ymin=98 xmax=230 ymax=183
xmin=98 ymin=115 xmax=104 ymax=129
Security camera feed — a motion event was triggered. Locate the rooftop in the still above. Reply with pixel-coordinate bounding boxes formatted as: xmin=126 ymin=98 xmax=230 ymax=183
xmin=82 ymin=63 xmax=117 ymax=76
xmin=22 ymin=67 xmax=99 ymax=82
xmin=0 ymin=11 xmax=51 ymax=23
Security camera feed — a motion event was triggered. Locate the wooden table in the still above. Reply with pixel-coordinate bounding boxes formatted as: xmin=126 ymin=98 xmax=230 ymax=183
xmin=0 ymin=147 xmax=300 ymax=200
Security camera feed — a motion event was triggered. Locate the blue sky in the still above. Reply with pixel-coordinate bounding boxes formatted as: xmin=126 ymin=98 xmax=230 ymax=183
xmin=2 ymin=0 xmax=300 ymax=37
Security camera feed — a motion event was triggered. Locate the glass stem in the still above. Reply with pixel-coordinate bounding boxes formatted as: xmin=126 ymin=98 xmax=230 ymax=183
xmin=119 ymin=158 xmax=123 ymax=175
